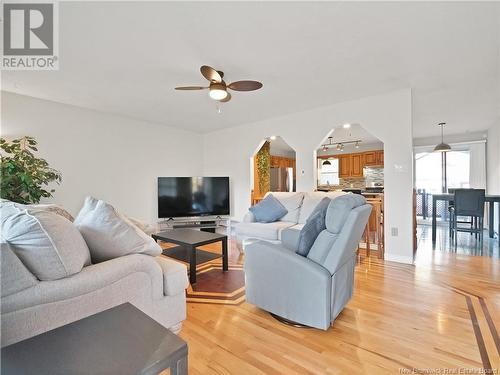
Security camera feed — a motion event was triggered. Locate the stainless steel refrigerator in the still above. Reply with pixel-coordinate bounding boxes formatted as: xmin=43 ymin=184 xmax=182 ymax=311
xmin=270 ymin=167 xmax=294 ymax=192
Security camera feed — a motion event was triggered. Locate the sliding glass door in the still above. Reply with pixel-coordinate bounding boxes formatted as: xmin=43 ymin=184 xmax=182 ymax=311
xmin=415 ymin=149 xmax=471 ymax=222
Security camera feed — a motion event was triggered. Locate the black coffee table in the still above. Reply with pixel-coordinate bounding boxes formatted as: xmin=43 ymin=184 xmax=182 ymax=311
xmin=1 ymin=303 xmax=188 ymax=375
xmin=152 ymin=228 xmax=228 ymax=284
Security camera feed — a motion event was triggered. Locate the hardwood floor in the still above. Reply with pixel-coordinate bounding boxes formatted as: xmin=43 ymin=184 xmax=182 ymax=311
xmin=174 ymin=241 xmax=499 ymax=374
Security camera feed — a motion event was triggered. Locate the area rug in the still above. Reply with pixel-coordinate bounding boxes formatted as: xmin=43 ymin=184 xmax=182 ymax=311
xmin=159 ymin=240 xmax=246 ymax=305
xmin=186 ymin=260 xmax=246 ymax=305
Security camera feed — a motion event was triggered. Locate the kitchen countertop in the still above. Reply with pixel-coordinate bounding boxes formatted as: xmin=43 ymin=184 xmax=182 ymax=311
xmin=316 ymin=188 xmax=384 ymax=196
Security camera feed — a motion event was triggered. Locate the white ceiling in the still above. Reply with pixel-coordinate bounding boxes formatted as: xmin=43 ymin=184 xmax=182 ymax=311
xmin=325 ymin=124 xmax=381 ymax=145
xmin=2 ymin=2 xmax=499 ymax=137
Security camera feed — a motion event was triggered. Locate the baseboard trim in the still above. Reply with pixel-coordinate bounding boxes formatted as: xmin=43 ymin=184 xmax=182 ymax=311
xmin=384 ymin=253 xmax=414 ymax=264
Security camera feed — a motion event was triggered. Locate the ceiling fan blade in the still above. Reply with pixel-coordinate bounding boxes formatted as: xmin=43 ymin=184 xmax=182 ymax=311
xmin=228 ymin=80 xmax=263 ymax=91
xmin=200 ymin=65 xmax=222 ymax=83
xmin=174 ymin=86 xmax=207 ymax=90
xmin=219 ymin=92 xmax=231 ymax=103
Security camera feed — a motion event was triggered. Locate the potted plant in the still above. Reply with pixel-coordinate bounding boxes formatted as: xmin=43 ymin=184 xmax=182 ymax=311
xmin=0 ymin=136 xmax=62 ymax=204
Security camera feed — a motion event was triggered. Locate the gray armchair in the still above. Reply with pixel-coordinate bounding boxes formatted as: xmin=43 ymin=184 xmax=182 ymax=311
xmin=244 ymin=194 xmax=371 ymax=330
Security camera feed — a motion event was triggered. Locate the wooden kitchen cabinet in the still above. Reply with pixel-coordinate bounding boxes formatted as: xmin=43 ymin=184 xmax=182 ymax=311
xmin=364 ymin=151 xmax=377 ymax=166
xmin=318 ymin=149 xmax=383 ymax=179
xmin=339 ymin=155 xmax=351 ymax=178
xmin=364 ymin=150 xmax=383 ymax=166
xmin=350 ymin=153 xmax=364 ymax=177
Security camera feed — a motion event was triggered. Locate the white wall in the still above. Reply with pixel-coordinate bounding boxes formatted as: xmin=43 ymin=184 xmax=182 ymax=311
xmin=203 ymin=89 xmax=414 ymax=263
xmin=1 ymin=92 xmax=203 ymax=222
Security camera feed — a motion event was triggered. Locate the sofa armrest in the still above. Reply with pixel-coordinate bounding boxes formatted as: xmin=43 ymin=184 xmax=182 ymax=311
xmin=244 ymin=241 xmax=332 ymax=328
xmin=154 ymin=256 xmax=189 ymax=296
xmin=243 ymin=211 xmax=256 ymax=223
xmin=1 ymin=254 xmax=164 ymax=314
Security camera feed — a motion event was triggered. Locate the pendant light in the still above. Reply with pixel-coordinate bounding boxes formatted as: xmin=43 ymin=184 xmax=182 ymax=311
xmin=433 ymin=122 xmax=451 ymax=152
xmin=322 ymin=160 xmax=331 ymax=166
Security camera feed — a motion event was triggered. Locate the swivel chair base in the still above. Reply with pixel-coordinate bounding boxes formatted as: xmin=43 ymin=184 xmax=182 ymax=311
xmin=270 ymin=313 xmax=311 ymax=328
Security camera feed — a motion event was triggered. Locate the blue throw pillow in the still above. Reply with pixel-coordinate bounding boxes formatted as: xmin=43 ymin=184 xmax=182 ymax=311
xmin=296 ymin=197 xmax=331 ymax=256
xmin=249 ymin=194 xmax=288 ymax=223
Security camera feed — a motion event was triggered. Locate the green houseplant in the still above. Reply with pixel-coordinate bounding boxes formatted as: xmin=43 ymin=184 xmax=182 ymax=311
xmin=256 ymin=141 xmax=271 ymax=195
xmin=0 ymin=136 xmax=62 ymax=204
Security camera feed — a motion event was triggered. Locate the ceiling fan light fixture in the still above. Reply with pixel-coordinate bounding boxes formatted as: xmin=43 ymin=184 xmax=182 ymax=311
xmin=209 ymin=83 xmax=228 ymax=100
xmin=209 ymin=89 xmax=228 ymax=101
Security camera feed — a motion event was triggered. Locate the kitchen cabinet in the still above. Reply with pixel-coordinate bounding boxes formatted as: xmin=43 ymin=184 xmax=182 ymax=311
xmin=364 ymin=151 xmax=377 ymax=166
xmin=364 ymin=150 xmax=384 ymax=166
xmin=339 ymin=155 xmax=351 ymax=178
xmin=350 ymin=153 xmax=364 ymax=177
xmin=338 ymin=153 xmax=364 ymax=178
xmin=318 ymin=150 xmax=383 ymax=179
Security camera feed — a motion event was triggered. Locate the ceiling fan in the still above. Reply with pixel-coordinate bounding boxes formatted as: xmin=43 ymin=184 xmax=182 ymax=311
xmin=175 ymin=65 xmax=263 ymax=103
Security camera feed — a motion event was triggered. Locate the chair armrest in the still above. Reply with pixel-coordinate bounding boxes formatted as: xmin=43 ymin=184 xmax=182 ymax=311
xmin=1 ymin=254 xmax=164 ymax=314
xmin=154 ymin=256 xmax=189 ymax=296
xmin=244 ymin=241 xmax=332 ymax=328
xmin=243 ymin=211 xmax=256 ymax=223
xmin=245 ymin=241 xmax=331 ymax=283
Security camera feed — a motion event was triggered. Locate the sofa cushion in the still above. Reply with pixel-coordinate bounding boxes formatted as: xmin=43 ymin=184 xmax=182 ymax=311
xmin=1 ymin=206 xmax=91 ymax=281
xmin=249 ymin=194 xmax=288 ymax=223
xmin=74 ymin=197 xmax=162 ymax=263
xmin=326 ymin=194 xmax=367 ymax=234
xmin=0 ymin=242 xmax=38 ymax=297
xmin=296 ymin=197 xmax=330 ymax=257
xmin=272 ymin=193 xmax=304 ymax=223
xmin=235 ymin=221 xmax=296 ymax=241
xmin=298 ymin=192 xmax=346 ymax=224
xmin=280 ymin=224 xmax=303 ymax=251
xmin=155 ymin=256 xmax=189 ymax=295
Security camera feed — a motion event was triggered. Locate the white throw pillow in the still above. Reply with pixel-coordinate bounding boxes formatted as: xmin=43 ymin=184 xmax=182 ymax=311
xmin=1 ymin=199 xmax=74 ymax=222
xmin=74 ymin=197 xmax=162 ymax=263
xmin=1 ymin=206 xmax=91 ymax=281
xmin=272 ymin=193 xmax=304 ymax=223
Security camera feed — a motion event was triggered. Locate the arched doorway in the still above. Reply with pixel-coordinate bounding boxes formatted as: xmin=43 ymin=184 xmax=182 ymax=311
xmin=250 ymin=136 xmax=296 ymax=204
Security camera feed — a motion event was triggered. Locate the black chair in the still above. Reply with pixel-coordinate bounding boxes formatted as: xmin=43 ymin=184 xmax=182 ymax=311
xmin=447 ymin=188 xmax=474 ymax=237
xmin=449 ymin=189 xmax=485 ymax=247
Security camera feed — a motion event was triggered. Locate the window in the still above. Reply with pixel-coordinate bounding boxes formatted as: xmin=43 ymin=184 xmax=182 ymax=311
xmin=318 ymin=158 xmax=339 ymax=186
xmin=446 ymin=151 xmax=470 ymax=189
xmin=415 ymin=150 xmax=470 ymax=194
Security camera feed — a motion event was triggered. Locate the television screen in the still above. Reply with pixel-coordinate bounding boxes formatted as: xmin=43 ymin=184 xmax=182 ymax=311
xmin=158 ymin=177 xmax=230 ymax=218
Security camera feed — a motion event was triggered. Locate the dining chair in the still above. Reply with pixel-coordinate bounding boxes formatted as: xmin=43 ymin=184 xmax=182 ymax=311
xmin=449 ymin=189 xmax=485 ymax=247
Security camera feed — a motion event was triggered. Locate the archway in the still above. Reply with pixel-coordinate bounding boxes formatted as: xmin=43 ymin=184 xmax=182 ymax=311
xmin=250 ymin=136 xmax=296 ymax=204
xmin=315 ymin=124 xmax=385 ymax=256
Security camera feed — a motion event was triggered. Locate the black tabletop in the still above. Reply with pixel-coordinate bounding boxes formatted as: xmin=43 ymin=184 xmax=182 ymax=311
xmin=1 ymin=303 xmax=187 ymax=375
xmin=153 ymin=228 xmax=227 ymax=246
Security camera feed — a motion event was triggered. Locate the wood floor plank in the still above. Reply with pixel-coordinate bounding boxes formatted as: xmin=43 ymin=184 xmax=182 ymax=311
xmin=177 ymin=241 xmax=499 ymax=374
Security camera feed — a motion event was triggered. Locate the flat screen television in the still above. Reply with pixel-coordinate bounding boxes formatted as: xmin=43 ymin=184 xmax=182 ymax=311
xmin=158 ymin=177 xmax=230 ymax=218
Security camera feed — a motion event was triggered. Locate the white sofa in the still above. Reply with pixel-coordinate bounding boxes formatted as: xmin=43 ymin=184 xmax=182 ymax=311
xmin=235 ymin=191 xmax=347 ymax=250
xmin=1 ymin=242 xmax=189 ymax=347
xmin=0 ymin=201 xmax=189 ymax=348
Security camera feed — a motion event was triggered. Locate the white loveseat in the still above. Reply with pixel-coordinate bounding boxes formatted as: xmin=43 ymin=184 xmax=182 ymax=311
xmin=0 ymin=200 xmax=189 ymax=347
xmin=235 ymin=191 xmax=347 ymax=250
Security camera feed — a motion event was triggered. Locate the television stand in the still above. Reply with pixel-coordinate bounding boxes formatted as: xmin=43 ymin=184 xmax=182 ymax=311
xmin=159 ymin=217 xmax=230 ymax=235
